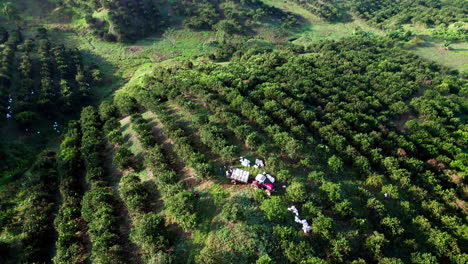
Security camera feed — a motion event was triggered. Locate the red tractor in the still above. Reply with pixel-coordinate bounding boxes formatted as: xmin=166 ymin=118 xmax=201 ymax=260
xmin=252 ymin=173 xmax=275 ymax=195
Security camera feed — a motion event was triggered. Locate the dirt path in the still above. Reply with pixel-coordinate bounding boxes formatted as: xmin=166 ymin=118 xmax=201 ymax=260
xmin=103 ymin=142 xmax=143 ymax=264
xmin=144 ymin=111 xmax=200 ymax=186
xmin=166 ymin=102 xmax=224 ymax=164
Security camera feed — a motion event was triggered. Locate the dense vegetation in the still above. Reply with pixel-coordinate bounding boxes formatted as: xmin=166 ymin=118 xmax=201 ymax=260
xmin=0 ymin=151 xmax=58 ymax=263
xmin=1 ymin=27 xmax=97 ymax=121
xmin=350 ymin=0 xmax=467 ymax=28
xmin=291 ymin=0 xmax=467 ymax=41
xmin=79 ymin=106 xmax=128 ymax=263
xmin=130 ymin=110 xmax=202 ymax=229
xmin=130 ymin=35 xmax=467 ymax=263
xmin=0 ymin=0 xmax=467 ymax=263
xmin=0 ymin=26 xmax=100 ymax=180
xmin=57 ymin=0 xmax=299 ymax=42
xmin=291 ymin=0 xmax=345 ymax=21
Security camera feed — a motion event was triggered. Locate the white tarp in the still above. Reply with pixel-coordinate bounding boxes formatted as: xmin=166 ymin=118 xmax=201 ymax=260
xmin=255 ymin=159 xmax=265 ymax=167
xmin=288 ymin=205 xmax=310 ymax=233
xmin=229 ymin=168 xmax=250 ymax=183
xmin=239 ymin=156 xmax=251 ymax=167
xmin=255 ymin=174 xmax=266 ymax=183
xmin=266 ymin=174 xmax=275 ymax=183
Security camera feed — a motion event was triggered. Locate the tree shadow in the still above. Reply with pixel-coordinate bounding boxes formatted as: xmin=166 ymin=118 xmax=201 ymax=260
xmin=79 ymin=49 xmax=125 ymax=101
xmin=47 ymin=27 xmax=126 ymax=102
xmin=142 ymin=180 xmax=163 ymax=211
xmin=337 ymin=11 xmax=354 ymax=23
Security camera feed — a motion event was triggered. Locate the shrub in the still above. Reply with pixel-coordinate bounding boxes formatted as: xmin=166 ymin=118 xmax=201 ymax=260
xmin=328 ymin=155 xmax=344 ymax=173
xmin=260 ymin=197 xmax=288 ymax=221
xmin=119 ymin=174 xmax=150 ymax=214
xmin=253 ymin=188 xmax=268 ymax=204
xmin=285 ymin=241 xmax=315 ymax=263
xmin=256 ymin=254 xmax=273 ymax=264
xmin=103 ymin=118 xmax=121 ymax=134
xmin=219 ymin=202 xmax=244 ymax=222
xmin=99 ymin=101 xmax=118 ymax=121
xmin=286 ymin=181 xmax=308 ymax=202
xmin=115 ymin=94 xmax=138 ymax=116
xmin=246 ymin=132 xmax=263 ymax=148
xmin=164 ymin=191 xmax=197 ymax=231
xmin=113 ymin=147 xmax=134 ymax=170
xmin=130 ymin=213 xmax=168 ymax=254
xmin=108 ymin=129 xmax=124 ymax=145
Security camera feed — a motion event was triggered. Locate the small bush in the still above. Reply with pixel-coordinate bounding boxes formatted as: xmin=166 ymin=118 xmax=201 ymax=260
xmin=113 ymin=147 xmax=134 ymax=170
xmin=99 ymin=101 xmax=118 ymax=121
xmin=108 ymin=129 xmax=124 ymax=145
xmin=115 ymin=94 xmax=138 ymax=116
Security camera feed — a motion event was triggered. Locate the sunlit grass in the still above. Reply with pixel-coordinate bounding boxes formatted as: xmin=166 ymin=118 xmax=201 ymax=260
xmin=261 ymin=0 xmax=383 ymax=43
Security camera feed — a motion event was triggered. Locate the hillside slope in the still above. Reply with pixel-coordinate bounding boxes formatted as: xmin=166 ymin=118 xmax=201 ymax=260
xmin=0 ymin=0 xmax=466 ymax=264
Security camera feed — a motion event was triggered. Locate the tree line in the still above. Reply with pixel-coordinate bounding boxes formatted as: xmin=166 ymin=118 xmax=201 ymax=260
xmin=98 ymin=100 xmax=175 ymax=263
xmin=0 ymin=27 xmax=99 ymax=124
xmin=79 ymin=106 xmax=128 ymax=263
xmin=0 ymin=151 xmax=58 ymax=263
xmin=54 ymin=0 xmax=299 ymax=42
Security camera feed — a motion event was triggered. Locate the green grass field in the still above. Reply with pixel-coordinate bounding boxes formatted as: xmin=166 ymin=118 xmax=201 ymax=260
xmin=412 ymin=42 xmax=468 ymax=72
xmin=40 ymin=0 xmax=465 ymax=103
xmin=261 ymin=0 xmax=383 ymax=43
xmin=262 ymin=0 xmax=467 ymax=72
xmin=47 ymin=26 xmax=218 ymax=100
xmin=400 ymin=23 xmax=468 ymax=72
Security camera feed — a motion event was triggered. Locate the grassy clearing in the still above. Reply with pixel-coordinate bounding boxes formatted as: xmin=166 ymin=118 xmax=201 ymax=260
xmin=412 ymin=42 xmax=468 ymax=72
xmin=261 ymin=0 xmax=383 ymax=43
xmin=118 ymin=116 xmax=153 ymax=181
xmin=47 ymin=27 xmax=218 ymax=100
xmin=120 ymin=116 xmax=144 ymax=155
xmin=400 ymin=24 xmax=468 ymax=72
xmin=262 ymin=0 xmax=467 ymax=71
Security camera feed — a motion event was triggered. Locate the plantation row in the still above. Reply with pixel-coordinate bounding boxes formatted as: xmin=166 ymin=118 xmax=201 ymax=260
xmin=147 ymin=86 xmax=298 ymax=181
xmin=175 ymin=88 xmax=296 ymax=172
xmin=125 ymin=98 xmax=293 ymax=263
xmin=285 ymin=0 xmax=467 ymax=41
xmin=129 ymin=35 xmax=467 ymax=263
xmin=98 ymin=98 xmax=205 ymax=259
xmin=79 ymin=107 xmax=128 ymax=263
xmin=54 ymin=121 xmax=87 ymax=263
xmin=170 ymin=96 xmax=240 ymax=161
xmin=0 ymin=27 xmax=99 ymax=124
xmin=0 ymin=30 xmax=20 ymax=119
xmin=133 ymin=96 xmax=213 ymax=179
xmin=96 ymin=102 xmax=175 ymax=262
xmin=291 ymin=0 xmax=344 ymax=21
xmin=129 ymin=111 xmax=199 ymax=235
xmin=0 ymin=151 xmax=58 ymax=263
xmin=176 ymin=0 xmax=299 ymax=31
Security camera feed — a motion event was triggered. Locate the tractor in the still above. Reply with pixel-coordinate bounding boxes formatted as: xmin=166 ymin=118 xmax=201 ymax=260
xmin=251 ymin=173 xmax=275 ymax=196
